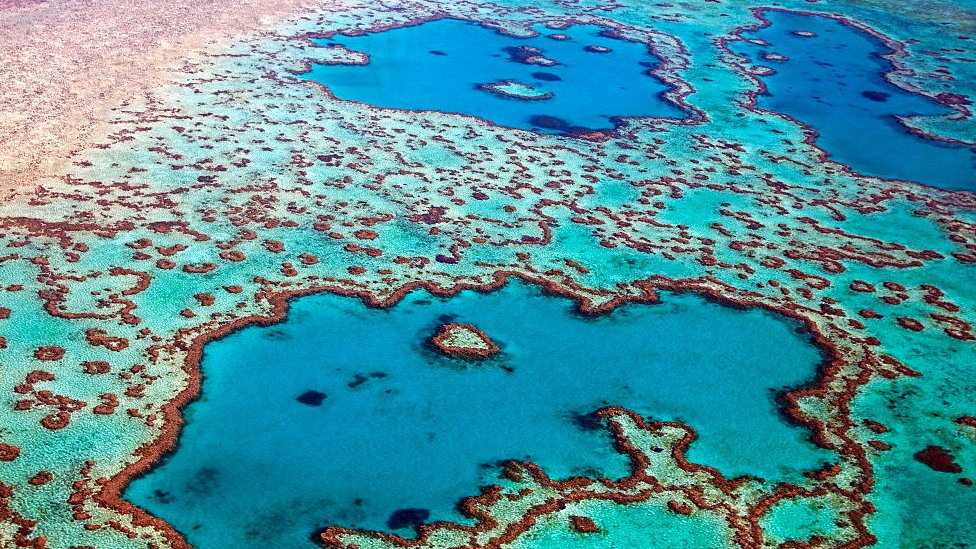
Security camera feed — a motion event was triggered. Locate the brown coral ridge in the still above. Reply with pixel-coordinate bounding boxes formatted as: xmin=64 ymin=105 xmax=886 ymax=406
xmin=429 ymin=322 xmax=500 ymax=360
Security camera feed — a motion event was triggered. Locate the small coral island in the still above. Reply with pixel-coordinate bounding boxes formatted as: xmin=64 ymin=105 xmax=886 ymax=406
xmin=430 ymin=322 xmax=500 ymax=360
xmin=479 ymin=79 xmax=554 ymax=101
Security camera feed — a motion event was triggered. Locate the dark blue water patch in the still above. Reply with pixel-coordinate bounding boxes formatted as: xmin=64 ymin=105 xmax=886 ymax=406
xmin=532 ymin=71 xmax=562 ymax=81
xmin=529 ymin=114 xmax=575 ymax=132
xmin=125 ymin=281 xmax=828 ymax=548
xmin=296 ymin=390 xmax=327 ymax=406
xmin=732 ymin=10 xmax=976 ymax=191
xmin=861 ymin=90 xmax=891 ymax=103
xmin=303 ymin=18 xmax=686 ymax=134
xmin=385 ymin=508 xmax=430 ymax=533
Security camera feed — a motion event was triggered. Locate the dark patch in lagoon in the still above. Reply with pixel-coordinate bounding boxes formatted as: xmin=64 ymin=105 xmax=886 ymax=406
xmin=152 ymin=489 xmax=173 ymax=504
xmin=571 ymin=411 xmax=604 ymax=432
xmin=529 ymin=114 xmax=576 ymax=132
xmin=861 ymin=90 xmax=890 ymax=102
xmin=184 ymin=466 xmax=220 ymax=497
xmin=296 ymin=390 xmax=327 ymax=406
xmin=428 ymin=50 xmax=446 ymax=55
xmin=386 ymin=508 xmax=431 ymax=531
xmin=529 ymin=114 xmax=568 ymax=130
xmin=532 ymin=71 xmax=562 ymax=81
xmin=348 ymin=372 xmax=388 ymax=388
xmin=347 ymin=374 xmax=369 ymax=388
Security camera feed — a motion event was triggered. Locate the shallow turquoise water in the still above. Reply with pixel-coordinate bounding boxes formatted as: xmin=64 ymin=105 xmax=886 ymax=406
xmin=126 ymin=281 xmax=827 ymax=548
xmin=509 ymin=498 xmax=732 ymax=549
xmin=305 ymin=19 xmax=684 ymax=133
xmin=733 ymin=11 xmax=976 ymax=190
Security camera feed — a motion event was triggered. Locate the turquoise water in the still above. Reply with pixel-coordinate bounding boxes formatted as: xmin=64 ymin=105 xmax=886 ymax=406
xmin=305 ymin=19 xmax=685 ymax=133
xmin=733 ymin=11 xmax=976 ymax=190
xmin=509 ymin=498 xmax=732 ymax=549
xmin=126 ymin=281 xmax=827 ymax=548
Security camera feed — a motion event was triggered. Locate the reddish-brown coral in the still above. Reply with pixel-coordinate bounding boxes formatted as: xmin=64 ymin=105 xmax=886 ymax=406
xmin=569 ymin=515 xmax=600 ymax=533
xmin=914 ymin=445 xmax=963 ymax=473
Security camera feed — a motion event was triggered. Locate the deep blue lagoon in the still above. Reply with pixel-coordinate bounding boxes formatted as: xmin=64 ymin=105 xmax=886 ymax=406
xmin=733 ymin=10 xmax=976 ymax=191
xmin=127 ymin=281 xmax=828 ymax=548
xmin=304 ymin=19 xmax=685 ymax=133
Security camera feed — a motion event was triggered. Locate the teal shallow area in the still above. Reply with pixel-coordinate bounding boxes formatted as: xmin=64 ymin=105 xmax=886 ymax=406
xmin=126 ymin=281 xmax=827 ymax=548
xmin=732 ymin=10 xmax=976 ymax=191
xmin=305 ymin=19 xmax=684 ymax=133
xmin=760 ymin=496 xmax=842 ymax=545
xmin=850 ymin=325 xmax=976 ymax=547
xmin=509 ymin=498 xmax=731 ymax=548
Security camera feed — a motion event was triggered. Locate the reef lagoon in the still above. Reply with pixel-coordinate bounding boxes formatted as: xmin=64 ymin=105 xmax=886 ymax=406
xmin=305 ymin=19 xmax=685 ymax=134
xmin=127 ymin=282 xmax=827 ymax=547
xmin=730 ymin=10 xmax=976 ymax=191
xmin=0 ymin=1 xmax=974 ymax=549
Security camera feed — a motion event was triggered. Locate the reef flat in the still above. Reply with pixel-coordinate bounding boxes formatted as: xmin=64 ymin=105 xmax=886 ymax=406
xmin=0 ymin=0 xmax=974 ymax=548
